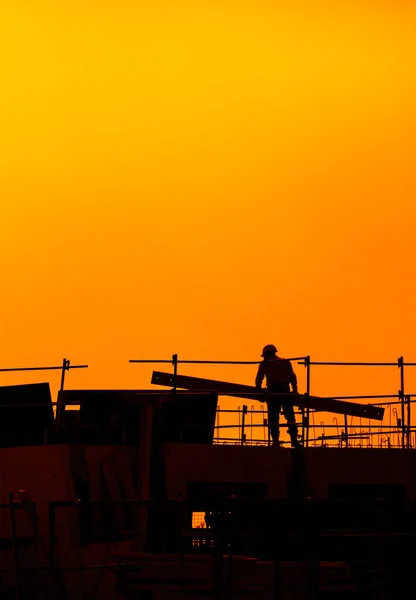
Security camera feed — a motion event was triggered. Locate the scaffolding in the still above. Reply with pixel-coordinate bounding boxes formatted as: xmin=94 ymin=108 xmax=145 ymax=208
xmin=0 ymin=354 xmax=415 ymax=449
xmin=129 ymin=354 xmax=416 ymax=449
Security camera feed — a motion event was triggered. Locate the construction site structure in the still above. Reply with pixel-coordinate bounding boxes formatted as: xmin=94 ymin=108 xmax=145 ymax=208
xmin=0 ymin=354 xmax=415 ymax=599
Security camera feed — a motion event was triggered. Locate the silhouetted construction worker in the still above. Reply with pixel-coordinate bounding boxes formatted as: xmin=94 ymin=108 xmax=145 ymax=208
xmin=255 ymin=344 xmax=301 ymax=448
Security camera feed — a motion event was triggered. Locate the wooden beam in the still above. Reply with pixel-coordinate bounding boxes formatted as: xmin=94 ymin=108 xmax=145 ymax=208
xmin=151 ymin=371 xmax=384 ymax=421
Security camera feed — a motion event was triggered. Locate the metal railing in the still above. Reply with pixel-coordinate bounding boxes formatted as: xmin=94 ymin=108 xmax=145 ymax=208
xmin=0 ymin=354 xmax=415 ymax=450
xmin=130 ymin=354 xmax=416 ymax=449
xmin=0 ymin=358 xmax=88 ymax=391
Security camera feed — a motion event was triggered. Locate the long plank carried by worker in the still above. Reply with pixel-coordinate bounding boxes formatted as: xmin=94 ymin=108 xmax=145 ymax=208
xmin=151 ymin=371 xmax=384 ymax=421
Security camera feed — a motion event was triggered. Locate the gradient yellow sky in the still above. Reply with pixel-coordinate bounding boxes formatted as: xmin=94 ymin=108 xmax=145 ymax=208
xmin=1 ymin=1 xmax=416 ymax=413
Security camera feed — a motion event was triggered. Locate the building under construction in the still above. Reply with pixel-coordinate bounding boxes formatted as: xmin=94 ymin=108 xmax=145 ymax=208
xmin=0 ymin=354 xmax=415 ymax=599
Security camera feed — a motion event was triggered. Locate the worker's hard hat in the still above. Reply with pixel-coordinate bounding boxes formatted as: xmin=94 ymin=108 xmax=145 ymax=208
xmin=261 ymin=344 xmax=278 ymax=357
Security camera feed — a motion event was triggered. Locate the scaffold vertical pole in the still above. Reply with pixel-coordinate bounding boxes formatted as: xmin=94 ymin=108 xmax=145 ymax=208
xmin=60 ymin=358 xmax=69 ymax=391
xmin=406 ymin=395 xmax=411 ymax=448
xmin=241 ymin=405 xmax=247 ymax=445
xmin=305 ymin=356 xmax=311 ymax=447
xmin=172 ymin=354 xmax=178 ymax=394
xmin=399 ymin=357 xmax=405 ymax=448
xmin=344 ymin=414 xmax=349 ymax=448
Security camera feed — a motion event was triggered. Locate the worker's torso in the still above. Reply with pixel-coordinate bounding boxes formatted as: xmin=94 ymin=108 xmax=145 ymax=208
xmin=262 ymin=357 xmax=293 ymax=385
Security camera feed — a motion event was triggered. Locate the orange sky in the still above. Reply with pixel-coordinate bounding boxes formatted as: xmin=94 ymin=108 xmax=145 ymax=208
xmin=1 ymin=1 xmax=416 ymax=433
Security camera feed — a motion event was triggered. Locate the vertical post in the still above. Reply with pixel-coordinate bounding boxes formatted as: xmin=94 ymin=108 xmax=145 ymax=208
xmin=344 ymin=414 xmax=349 ymax=448
xmin=305 ymin=356 xmax=311 ymax=447
xmin=264 ymin=392 xmax=270 ymax=446
xmin=10 ymin=492 xmax=20 ymax=600
xmin=241 ymin=405 xmax=247 ymax=445
xmin=406 ymin=395 xmax=411 ymax=448
xmin=56 ymin=358 xmax=69 ymax=434
xmin=172 ymin=354 xmax=178 ymax=392
xmin=60 ymin=358 xmax=69 ymax=391
xmin=172 ymin=354 xmax=180 ymax=441
xmin=398 ymin=357 xmax=405 ymax=449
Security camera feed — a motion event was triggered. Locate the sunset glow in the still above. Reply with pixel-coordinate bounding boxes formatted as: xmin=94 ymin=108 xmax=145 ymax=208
xmin=1 ymin=1 xmax=415 ymax=406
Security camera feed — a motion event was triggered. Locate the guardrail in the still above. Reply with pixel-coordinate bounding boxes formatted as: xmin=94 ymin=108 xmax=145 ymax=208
xmin=130 ymin=354 xmax=416 ymax=449
xmin=0 ymin=358 xmax=88 ymax=390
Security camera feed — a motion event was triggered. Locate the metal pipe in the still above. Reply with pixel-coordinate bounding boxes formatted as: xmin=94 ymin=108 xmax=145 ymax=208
xmin=344 ymin=415 xmax=349 ymax=448
xmin=407 ymin=395 xmax=412 ymax=447
xmin=212 ymin=422 xmax=415 ymax=431
xmin=60 ymin=358 xmax=69 ymax=391
xmin=172 ymin=354 xmax=178 ymax=393
xmin=261 ymin=405 xmax=266 ymax=442
xmin=216 ymin=405 xmax=221 ymax=442
xmin=241 ymin=405 xmax=248 ymax=445
xmin=393 ymin=408 xmax=400 ymax=448
xmin=312 ymin=411 xmax=316 ymax=446
xmin=305 ymin=355 xmax=311 ymax=447
xmin=130 ymin=356 xmax=308 ymax=365
xmin=250 ymin=405 xmax=255 ymax=445
xmin=399 ymin=357 xmax=405 ymax=448
xmin=406 ymin=395 xmax=411 ymax=447
xmin=297 ymin=361 xmax=401 ymax=366
xmin=0 ymin=364 xmax=88 ymax=372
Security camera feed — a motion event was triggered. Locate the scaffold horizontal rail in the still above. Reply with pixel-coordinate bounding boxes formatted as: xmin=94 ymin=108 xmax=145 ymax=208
xmin=151 ymin=372 xmax=384 ymax=420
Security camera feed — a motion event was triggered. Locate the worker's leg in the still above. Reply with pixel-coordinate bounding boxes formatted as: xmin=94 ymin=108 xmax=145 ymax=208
xmin=281 ymin=399 xmax=299 ymax=446
xmin=267 ymin=399 xmax=281 ymax=444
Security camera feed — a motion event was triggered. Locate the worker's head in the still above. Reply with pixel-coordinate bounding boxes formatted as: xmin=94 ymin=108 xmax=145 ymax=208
xmin=261 ymin=344 xmax=278 ymax=358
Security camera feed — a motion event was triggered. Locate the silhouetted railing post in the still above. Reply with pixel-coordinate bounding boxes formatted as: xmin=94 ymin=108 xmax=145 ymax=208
xmin=60 ymin=358 xmax=70 ymax=391
xmin=407 ymin=395 xmax=412 ymax=447
xmin=172 ymin=354 xmax=178 ymax=393
xmin=172 ymin=354 xmax=180 ymax=441
xmin=241 ymin=405 xmax=248 ymax=445
xmin=398 ymin=357 xmax=405 ymax=448
xmin=344 ymin=414 xmax=349 ymax=448
xmin=305 ymin=356 xmax=311 ymax=447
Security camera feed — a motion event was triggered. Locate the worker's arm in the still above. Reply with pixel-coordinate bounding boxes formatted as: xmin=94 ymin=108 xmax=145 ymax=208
xmin=255 ymin=363 xmax=265 ymax=389
xmin=288 ymin=362 xmax=298 ymax=393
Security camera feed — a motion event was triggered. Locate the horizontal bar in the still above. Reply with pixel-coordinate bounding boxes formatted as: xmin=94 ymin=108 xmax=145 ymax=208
xmin=0 ymin=365 xmax=88 ymax=373
xmin=312 ymin=429 xmax=413 ymax=440
xmin=214 ymin=424 xmax=409 ymax=430
xmin=336 ymin=394 xmax=405 ymax=400
xmin=300 ymin=362 xmax=416 ymax=368
xmin=299 ymin=425 xmax=410 ymax=429
xmin=319 ymin=435 xmax=370 ymax=441
xmin=131 ymin=357 xmax=308 ymax=365
xmin=129 ymin=360 xmax=175 ymax=364
xmin=132 ymin=358 xmax=416 ymax=367
xmin=298 ymin=361 xmax=399 ymax=367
